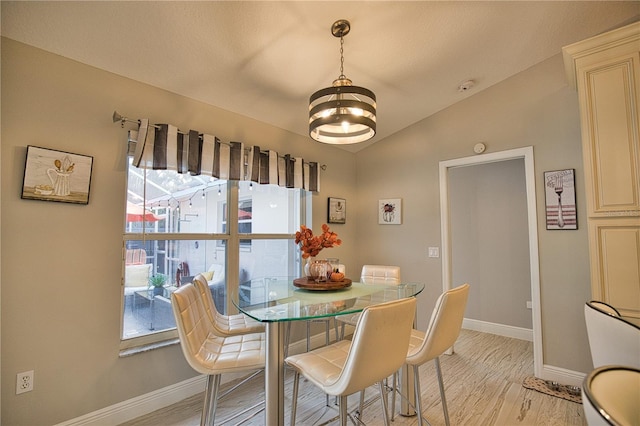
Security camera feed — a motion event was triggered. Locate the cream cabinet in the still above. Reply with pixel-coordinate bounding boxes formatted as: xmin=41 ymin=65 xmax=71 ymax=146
xmin=563 ymin=22 xmax=640 ymax=318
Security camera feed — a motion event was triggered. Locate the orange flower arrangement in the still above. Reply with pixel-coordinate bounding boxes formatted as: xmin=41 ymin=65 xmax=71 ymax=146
xmin=295 ymin=224 xmax=342 ymax=259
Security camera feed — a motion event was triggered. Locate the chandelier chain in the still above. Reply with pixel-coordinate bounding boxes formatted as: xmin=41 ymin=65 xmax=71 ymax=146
xmin=339 ymin=36 xmax=345 ymax=79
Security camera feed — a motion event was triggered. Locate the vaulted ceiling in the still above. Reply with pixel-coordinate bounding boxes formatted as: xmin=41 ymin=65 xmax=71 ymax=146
xmin=2 ymin=1 xmax=638 ymax=152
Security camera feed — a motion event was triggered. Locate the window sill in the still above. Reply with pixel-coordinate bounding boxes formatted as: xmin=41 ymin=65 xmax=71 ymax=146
xmin=119 ymin=338 xmax=180 ymax=357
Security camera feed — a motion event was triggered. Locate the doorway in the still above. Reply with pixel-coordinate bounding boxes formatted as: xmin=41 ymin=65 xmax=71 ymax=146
xmin=439 ymin=146 xmax=543 ymax=377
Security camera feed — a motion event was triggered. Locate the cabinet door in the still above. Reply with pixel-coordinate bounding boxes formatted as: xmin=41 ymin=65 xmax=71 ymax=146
xmin=565 ymin=22 xmax=640 ymax=316
xmin=589 ymin=217 xmax=640 ymax=318
xmin=576 ymin=51 xmax=640 ymax=215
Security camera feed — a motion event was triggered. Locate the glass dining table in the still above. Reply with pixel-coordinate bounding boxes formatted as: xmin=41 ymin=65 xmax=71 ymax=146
xmin=232 ymin=277 xmax=425 ymax=426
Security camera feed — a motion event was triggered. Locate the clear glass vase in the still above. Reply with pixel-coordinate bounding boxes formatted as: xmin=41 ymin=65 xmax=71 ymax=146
xmin=307 ymin=259 xmax=330 ymax=282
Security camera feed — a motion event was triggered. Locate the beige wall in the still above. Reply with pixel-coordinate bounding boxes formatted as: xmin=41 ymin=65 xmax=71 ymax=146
xmin=355 ymin=53 xmax=592 ymax=372
xmin=0 ymin=38 xmax=356 ymax=425
xmin=2 ymin=36 xmax=594 ymax=424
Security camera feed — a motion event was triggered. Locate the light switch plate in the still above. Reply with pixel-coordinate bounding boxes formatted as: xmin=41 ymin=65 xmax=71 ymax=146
xmin=428 ymin=247 xmax=440 ymax=258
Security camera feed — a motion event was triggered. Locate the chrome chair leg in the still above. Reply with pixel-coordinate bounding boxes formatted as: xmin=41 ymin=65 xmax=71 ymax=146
xmin=291 ymin=371 xmax=300 ymax=426
xmin=413 ymin=365 xmax=424 ymax=426
xmin=390 ymin=372 xmax=397 ymax=421
xmin=378 ymin=381 xmax=392 ymax=426
xmin=358 ymin=390 xmax=365 ymax=417
xmin=338 ymin=395 xmax=350 ymax=426
xmin=201 ymin=375 xmax=214 ymax=426
xmin=325 ymin=320 xmax=331 ymax=345
xmin=201 ymin=374 xmax=220 ymax=426
xmin=435 ymin=357 xmax=450 ymax=426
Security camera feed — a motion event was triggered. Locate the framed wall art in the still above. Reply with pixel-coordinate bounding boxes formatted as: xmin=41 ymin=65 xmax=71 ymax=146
xmin=544 ymin=169 xmax=577 ymax=230
xmin=21 ymin=145 xmax=93 ymax=205
xmin=328 ymin=197 xmax=346 ymax=224
xmin=379 ymin=198 xmax=402 ymax=225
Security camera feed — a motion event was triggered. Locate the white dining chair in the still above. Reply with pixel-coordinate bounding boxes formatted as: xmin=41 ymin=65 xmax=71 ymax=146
xmin=405 ymin=283 xmax=470 ymax=426
xmin=171 ymin=283 xmax=265 ymax=426
xmin=336 ymin=265 xmax=401 ymax=339
xmin=285 ymin=297 xmax=417 ymax=426
xmin=332 ymin=265 xmax=403 ymax=416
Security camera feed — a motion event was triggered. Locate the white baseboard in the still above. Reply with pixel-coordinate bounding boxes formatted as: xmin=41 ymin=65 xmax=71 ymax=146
xmin=55 ymin=375 xmax=207 ymax=426
xmin=539 ymin=364 xmax=586 ymax=387
xmin=463 ymin=318 xmax=533 ymax=342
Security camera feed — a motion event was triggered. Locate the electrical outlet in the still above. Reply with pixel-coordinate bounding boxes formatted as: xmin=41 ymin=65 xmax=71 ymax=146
xmin=16 ymin=370 xmax=34 ymax=394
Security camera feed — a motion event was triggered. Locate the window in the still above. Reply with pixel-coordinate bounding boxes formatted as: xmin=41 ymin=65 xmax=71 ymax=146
xmin=122 ymin=158 xmax=306 ymax=347
xmin=220 ymin=199 xmax=252 ymax=247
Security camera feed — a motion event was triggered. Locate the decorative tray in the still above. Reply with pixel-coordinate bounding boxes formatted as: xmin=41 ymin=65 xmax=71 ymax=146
xmin=293 ymin=277 xmax=352 ymax=291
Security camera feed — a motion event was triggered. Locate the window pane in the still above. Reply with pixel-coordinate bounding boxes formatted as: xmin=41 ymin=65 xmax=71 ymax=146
xmin=241 ymin=239 xmax=299 ymax=278
xmin=122 ymin=239 xmax=226 ymax=339
xmin=235 ymin=239 xmax=300 ymax=308
xmin=238 ymin=181 xmax=301 ymax=234
xmin=126 ymin=158 xmax=228 ymax=234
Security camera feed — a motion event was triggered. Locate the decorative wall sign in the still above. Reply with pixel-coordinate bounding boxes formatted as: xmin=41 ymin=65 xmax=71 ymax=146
xmin=328 ymin=197 xmax=346 ymax=224
xmin=544 ymin=169 xmax=577 ymax=230
xmin=21 ymin=146 xmax=93 ymax=205
xmin=379 ymin=198 xmax=402 ymax=225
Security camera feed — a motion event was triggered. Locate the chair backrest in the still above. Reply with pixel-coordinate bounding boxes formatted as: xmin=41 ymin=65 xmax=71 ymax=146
xmin=360 ymin=265 xmax=401 ymax=285
xmin=584 ymin=301 xmax=640 ymax=369
xmin=588 ymin=300 xmax=621 ymax=316
xmin=125 ymin=248 xmax=147 ymax=265
xmin=171 ymin=283 xmax=215 ymax=375
xmin=193 ymin=274 xmax=224 ymax=329
xmin=408 ymin=284 xmax=470 ymax=364
xmin=582 ymin=365 xmax=640 ymax=426
xmin=328 ymin=297 xmax=416 ymax=396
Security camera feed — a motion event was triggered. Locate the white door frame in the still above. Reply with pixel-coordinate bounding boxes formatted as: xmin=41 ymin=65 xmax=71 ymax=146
xmin=439 ymin=146 xmax=542 ymax=377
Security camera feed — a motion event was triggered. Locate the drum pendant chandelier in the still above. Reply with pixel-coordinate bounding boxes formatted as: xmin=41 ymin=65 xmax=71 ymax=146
xmin=309 ymin=20 xmax=377 ymax=144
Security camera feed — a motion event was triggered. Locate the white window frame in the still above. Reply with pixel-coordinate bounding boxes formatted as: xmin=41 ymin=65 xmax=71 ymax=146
xmin=120 ymin=175 xmax=309 ymax=351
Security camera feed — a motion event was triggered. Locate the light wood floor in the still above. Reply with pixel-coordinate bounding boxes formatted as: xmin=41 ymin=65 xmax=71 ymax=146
xmin=121 ymin=329 xmax=586 ymax=425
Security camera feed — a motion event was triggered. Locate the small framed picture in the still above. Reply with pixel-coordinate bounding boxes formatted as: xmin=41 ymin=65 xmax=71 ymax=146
xmin=21 ymin=145 xmax=93 ymax=205
xmin=379 ymin=198 xmax=402 ymax=225
xmin=544 ymin=169 xmax=577 ymax=230
xmin=328 ymin=197 xmax=346 ymax=224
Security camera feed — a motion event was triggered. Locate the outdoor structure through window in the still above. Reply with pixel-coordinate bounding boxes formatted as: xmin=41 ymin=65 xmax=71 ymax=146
xmin=122 ymin=158 xmax=306 ymax=347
